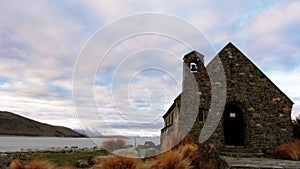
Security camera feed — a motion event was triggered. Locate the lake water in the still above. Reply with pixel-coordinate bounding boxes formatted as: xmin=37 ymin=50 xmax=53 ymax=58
xmin=0 ymin=136 xmax=160 ymax=152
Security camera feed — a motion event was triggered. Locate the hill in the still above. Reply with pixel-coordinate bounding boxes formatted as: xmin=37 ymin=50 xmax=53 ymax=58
xmin=0 ymin=111 xmax=86 ymax=137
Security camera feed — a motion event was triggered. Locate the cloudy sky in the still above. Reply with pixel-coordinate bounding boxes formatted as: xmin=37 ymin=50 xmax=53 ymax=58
xmin=0 ymin=1 xmax=299 ymax=137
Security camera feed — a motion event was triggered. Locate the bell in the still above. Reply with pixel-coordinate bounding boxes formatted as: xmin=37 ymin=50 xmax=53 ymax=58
xmin=190 ymin=64 xmax=197 ymax=72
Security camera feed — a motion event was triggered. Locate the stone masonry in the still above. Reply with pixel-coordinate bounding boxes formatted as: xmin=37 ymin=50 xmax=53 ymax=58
xmin=161 ymin=42 xmax=294 ymax=154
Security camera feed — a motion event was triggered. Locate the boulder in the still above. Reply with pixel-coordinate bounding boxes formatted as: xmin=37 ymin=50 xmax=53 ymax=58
xmin=113 ymin=147 xmax=139 ymax=158
xmin=145 ymin=148 xmax=160 ymax=157
xmin=75 ymin=160 xmax=89 ymax=168
xmin=218 ymin=157 xmax=230 ymax=169
xmin=144 ymin=141 xmax=155 ymax=147
xmin=0 ymin=154 xmax=13 ymax=169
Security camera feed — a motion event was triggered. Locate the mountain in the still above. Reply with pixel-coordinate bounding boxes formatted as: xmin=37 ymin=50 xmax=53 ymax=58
xmin=74 ymin=128 xmax=129 ymax=139
xmin=0 ymin=111 xmax=86 ymax=137
xmin=74 ymin=128 xmax=103 ymax=137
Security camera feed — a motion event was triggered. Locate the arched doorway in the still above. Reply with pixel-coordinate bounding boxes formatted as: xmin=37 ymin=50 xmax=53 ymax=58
xmin=224 ymin=104 xmax=244 ymax=146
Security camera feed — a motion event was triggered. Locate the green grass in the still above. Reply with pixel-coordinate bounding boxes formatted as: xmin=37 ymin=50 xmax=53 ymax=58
xmin=11 ymin=150 xmax=109 ymax=167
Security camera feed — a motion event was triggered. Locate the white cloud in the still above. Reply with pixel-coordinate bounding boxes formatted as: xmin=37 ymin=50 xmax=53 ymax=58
xmin=267 ymin=66 xmax=300 ymax=118
xmin=250 ymin=1 xmax=300 ymax=36
xmin=0 ymin=0 xmax=299 ymax=137
xmin=235 ymin=1 xmax=300 ymax=70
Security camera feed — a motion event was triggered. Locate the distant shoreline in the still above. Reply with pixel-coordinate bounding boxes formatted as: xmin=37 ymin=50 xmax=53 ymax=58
xmin=88 ymin=135 xmax=130 ymax=139
xmin=0 ymin=134 xmax=87 ymax=138
xmin=0 ymin=134 xmax=130 ymax=139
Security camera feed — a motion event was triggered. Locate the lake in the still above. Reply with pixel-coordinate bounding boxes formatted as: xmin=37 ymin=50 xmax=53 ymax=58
xmin=0 ymin=136 xmax=160 ymax=152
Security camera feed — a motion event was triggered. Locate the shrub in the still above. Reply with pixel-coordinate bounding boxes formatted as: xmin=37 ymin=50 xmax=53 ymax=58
xmin=101 ymin=138 xmax=126 ymax=151
xmin=115 ymin=139 xmax=126 ymax=149
xmin=274 ymin=139 xmax=300 ymax=160
xmin=293 ymin=116 xmax=300 ymax=139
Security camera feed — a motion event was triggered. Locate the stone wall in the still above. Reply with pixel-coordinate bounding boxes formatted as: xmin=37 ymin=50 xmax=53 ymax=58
xmin=182 ymin=51 xmax=211 ymax=143
xmin=161 ymin=42 xmax=294 ymax=153
xmin=211 ymin=42 xmax=294 ymax=152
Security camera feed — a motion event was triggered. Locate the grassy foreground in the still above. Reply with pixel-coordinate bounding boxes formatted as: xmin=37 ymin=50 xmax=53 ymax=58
xmin=9 ymin=150 xmax=109 ymax=167
xmin=8 ymin=143 xmax=224 ymax=169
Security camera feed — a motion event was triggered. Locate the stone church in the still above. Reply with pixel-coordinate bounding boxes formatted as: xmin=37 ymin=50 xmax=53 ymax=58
xmin=161 ymin=42 xmax=294 ymax=153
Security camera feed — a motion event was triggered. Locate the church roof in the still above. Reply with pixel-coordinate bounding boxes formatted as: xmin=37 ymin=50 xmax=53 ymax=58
xmin=218 ymin=42 xmax=294 ymax=104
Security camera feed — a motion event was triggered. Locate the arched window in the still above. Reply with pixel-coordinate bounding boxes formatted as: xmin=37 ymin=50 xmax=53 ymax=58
xmin=189 ymin=62 xmax=197 ymax=73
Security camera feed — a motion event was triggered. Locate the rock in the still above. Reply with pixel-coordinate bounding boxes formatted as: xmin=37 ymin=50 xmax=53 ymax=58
xmin=137 ymin=149 xmax=146 ymax=158
xmin=144 ymin=141 xmax=155 ymax=147
xmin=252 ymin=113 xmax=260 ymax=118
xmin=113 ymin=147 xmax=139 ymax=158
xmin=75 ymin=160 xmax=89 ymax=168
xmin=62 ymin=147 xmax=72 ymax=153
xmin=137 ymin=145 xmax=144 ymax=148
xmin=122 ymin=145 xmax=133 ymax=149
xmin=255 ymin=123 xmax=263 ymax=129
xmin=0 ymin=154 xmax=13 ymax=169
xmin=218 ymin=157 xmax=230 ymax=169
xmin=145 ymin=148 xmax=159 ymax=157
xmin=0 ymin=154 xmax=7 ymax=157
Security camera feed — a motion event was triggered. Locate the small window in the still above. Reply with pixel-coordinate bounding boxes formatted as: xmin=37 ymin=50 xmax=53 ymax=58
xmin=199 ymin=108 xmax=204 ymax=122
xmin=171 ymin=113 xmax=173 ymax=124
xmin=190 ymin=62 xmax=197 ymax=73
xmin=230 ymin=112 xmax=236 ymax=118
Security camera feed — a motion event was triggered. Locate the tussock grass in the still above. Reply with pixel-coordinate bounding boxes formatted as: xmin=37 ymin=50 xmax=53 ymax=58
xmin=9 ymin=159 xmax=23 ymax=169
xmin=11 ymin=143 xmax=221 ymax=169
xmin=92 ymin=143 xmax=219 ymax=169
xmin=93 ymin=156 xmax=142 ymax=169
xmin=274 ymin=139 xmax=300 ymax=160
xmin=146 ymin=149 xmax=192 ymax=169
xmin=9 ymin=150 xmax=108 ymax=167
xmin=9 ymin=159 xmax=62 ymax=169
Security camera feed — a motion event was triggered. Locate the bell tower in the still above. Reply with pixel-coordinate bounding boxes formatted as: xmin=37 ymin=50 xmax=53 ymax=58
xmin=182 ymin=50 xmax=204 ymax=90
xmin=180 ymin=50 xmax=211 ymax=142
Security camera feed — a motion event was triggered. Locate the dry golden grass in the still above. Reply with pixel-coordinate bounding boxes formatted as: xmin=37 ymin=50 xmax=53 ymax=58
xmin=9 ymin=159 xmax=23 ymax=169
xmin=10 ymin=143 xmax=220 ymax=169
xmin=177 ymin=143 xmax=199 ymax=159
xmin=92 ymin=143 xmax=219 ymax=169
xmin=274 ymin=139 xmax=300 ymax=160
xmin=101 ymin=138 xmax=126 ymax=151
xmin=26 ymin=160 xmax=55 ymax=169
xmin=9 ymin=159 xmax=72 ymax=169
xmin=93 ymin=156 xmax=142 ymax=169
xmin=146 ymin=149 xmax=192 ymax=169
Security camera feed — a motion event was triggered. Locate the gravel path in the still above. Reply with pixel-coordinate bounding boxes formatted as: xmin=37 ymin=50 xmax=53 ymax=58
xmin=222 ymin=156 xmax=300 ymax=169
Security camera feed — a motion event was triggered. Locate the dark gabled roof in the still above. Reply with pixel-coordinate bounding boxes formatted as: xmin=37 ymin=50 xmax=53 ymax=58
xmin=162 ymin=94 xmax=180 ymax=119
xmin=183 ymin=50 xmax=204 ymax=62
